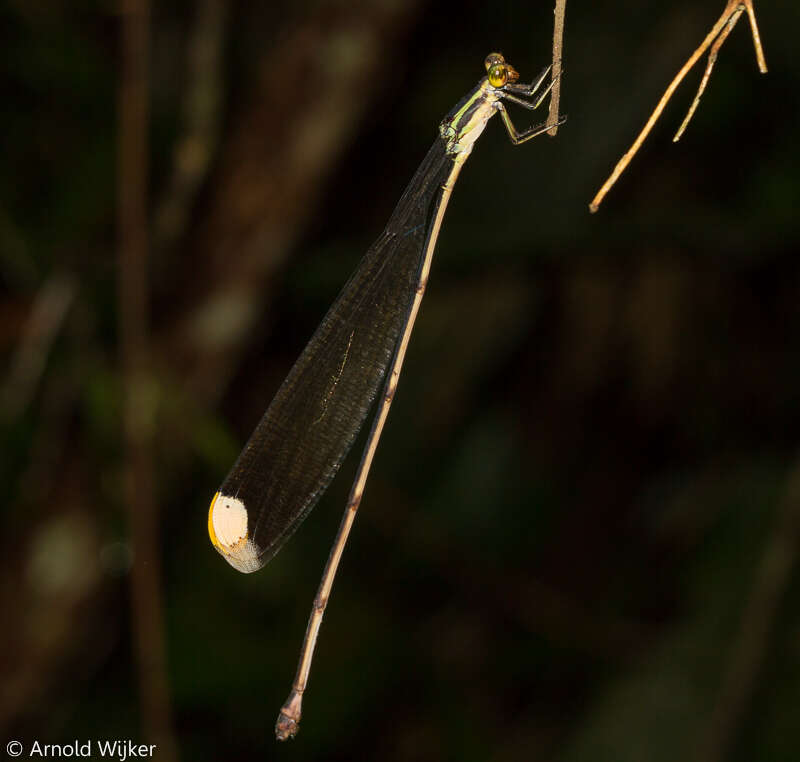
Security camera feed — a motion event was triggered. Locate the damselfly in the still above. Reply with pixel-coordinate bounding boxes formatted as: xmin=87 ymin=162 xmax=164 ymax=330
xmin=208 ymin=52 xmax=563 ymax=740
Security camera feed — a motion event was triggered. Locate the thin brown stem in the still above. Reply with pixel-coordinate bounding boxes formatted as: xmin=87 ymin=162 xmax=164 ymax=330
xmin=118 ymin=0 xmax=178 ymax=758
xmin=589 ymin=0 xmax=768 ymax=213
xmin=547 ymin=0 xmax=566 ymax=136
xmin=744 ymin=1 xmax=768 ymax=73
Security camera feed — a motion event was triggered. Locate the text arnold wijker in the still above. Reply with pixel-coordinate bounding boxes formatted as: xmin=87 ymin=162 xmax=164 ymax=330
xmin=27 ymin=740 xmax=157 ymax=760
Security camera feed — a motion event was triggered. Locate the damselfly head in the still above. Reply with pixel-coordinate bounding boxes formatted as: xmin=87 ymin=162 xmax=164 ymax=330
xmin=484 ymin=52 xmax=519 ymax=88
xmin=484 ymin=52 xmax=505 ymax=70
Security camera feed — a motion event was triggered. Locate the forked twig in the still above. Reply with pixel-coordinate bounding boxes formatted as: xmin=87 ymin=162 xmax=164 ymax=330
xmin=672 ymin=7 xmax=741 ymax=142
xmin=589 ymin=0 xmax=767 ymax=213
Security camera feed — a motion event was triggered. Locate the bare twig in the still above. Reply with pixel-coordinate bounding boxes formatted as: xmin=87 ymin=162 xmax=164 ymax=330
xmin=743 ymin=1 xmax=768 ymax=73
xmin=547 ymin=0 xmax=566 ymax=136
xmin=589 ymin=0 xmax=767 ymax=213
xmin=118 ymin=0 xmax=178 ymax=758
xmin=698 ymin=459 xmax=800 ymax=762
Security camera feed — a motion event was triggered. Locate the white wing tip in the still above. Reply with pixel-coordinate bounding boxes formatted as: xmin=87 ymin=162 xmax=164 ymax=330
xmin=208 ymin=492 xmax=263 ymax=573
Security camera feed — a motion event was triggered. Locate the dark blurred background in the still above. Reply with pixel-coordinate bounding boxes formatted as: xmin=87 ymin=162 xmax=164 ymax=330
xmin=2 ymin=0 xmax=799 ymax=760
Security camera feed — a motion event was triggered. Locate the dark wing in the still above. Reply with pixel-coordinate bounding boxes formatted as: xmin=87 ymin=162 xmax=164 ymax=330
xmin=218 ymin=138 xmax=454 ymax=570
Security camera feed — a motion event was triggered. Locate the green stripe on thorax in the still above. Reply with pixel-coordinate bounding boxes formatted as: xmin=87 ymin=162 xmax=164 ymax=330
xmin=439 ymin=79 xmax=501 ymax=162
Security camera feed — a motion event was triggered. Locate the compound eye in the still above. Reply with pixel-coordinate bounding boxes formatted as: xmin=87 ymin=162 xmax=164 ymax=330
xmin=487 ymin=63 xmax=508 ymax=88
xmin=484 ymin=52 xmax=505 ymax=71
